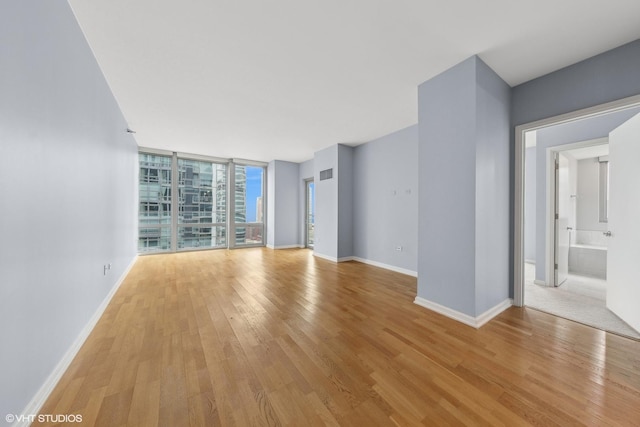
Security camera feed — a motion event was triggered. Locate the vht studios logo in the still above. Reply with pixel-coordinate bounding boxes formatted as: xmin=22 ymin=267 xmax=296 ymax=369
xmin=5 ymin=413 xmax=83 ymax=423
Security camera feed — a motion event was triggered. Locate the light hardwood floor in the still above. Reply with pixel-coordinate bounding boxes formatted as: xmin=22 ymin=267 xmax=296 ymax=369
xmin=38 ymin=248 xmax=640 ymax=426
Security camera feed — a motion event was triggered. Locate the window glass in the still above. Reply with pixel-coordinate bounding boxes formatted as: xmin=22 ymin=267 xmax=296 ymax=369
xmin=234 ymin=165 xmax=264 ymax=245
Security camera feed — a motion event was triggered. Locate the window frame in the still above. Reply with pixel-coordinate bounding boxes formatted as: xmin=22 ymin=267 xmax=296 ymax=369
xmin=138 ymin=149 xmax=267 ymax=254
xmin=229 ymin=160 xmax=267 ymax=248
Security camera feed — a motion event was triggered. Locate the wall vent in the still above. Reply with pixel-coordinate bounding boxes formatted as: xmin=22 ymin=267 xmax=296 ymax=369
xmin=319 ymin=168 xmax=333 ymax=181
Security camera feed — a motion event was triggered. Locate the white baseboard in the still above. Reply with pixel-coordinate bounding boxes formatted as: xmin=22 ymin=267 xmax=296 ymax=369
xmin=313 ymin=252 xmax=338 ymax=262
xmin=312 ymin=254 xmax=418 ymax=277
xmin=414 ymin=296 xmax=512 ymax=329
xmin=267 ymin=244 xmax=304 ymax=250
xmin=313 ymin=253 xmax=356 ymax=263
xmin=14 ymin=255 xmax=138 ymax=427
xmin=351 ymin=257 xmax=417 ymax=277
xmin=533 ymin=279 xmax=547 ymax=286
xmin=475 ymin=299 xmax=514 ymax=327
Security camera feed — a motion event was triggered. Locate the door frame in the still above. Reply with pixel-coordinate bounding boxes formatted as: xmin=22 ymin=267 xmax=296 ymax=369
xmin=513 ymin=94 xmax=640 ymax=307
xmin=304 ymin=178 xmax=314 ymax=249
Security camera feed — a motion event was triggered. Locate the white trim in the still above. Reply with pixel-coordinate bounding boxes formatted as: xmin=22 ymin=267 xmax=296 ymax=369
xmin=312 ymin=253 xmax=355 ymax=263
xmin=176 ymin=151 xmax=229 ymax=164
xmin=475 ymin=299 xmax=513 ymax=328
xmin=313 ymin=252 xmax=338 ymax=262
xmin=414 ymin=297 xmax=513 ymax=329
xmin=545 ymin=148 xmax=556 ymax=287
xmin=232 ymin=158 xmax=269 ymax=167
xmin=524 ymin=259 xmax=536 ymax=265
xmin=14 ymin=256 xmax=138 ymax=427
xmin=312 ymin=253 xmax=418 ymax=276
xmin=534 ymin=279 xmax=547 ymax=286
xmin=513 ymin=94 xmax=640 ymax=308
xmin=351 ymin=257 xmax=418 ymax=277
xmin=138 ymin=146 xmax=173 ymax=156
xmin=266 ymin=244 xmax=304 ymax=249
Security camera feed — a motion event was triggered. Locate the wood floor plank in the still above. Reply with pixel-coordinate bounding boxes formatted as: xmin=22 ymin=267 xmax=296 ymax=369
xmin=36 ymin=248 xmax=640 ymax=426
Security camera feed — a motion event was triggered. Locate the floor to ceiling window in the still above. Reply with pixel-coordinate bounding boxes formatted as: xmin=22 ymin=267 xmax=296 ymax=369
xmin=138 ymin=150 xmax=266 ymax=253
xmin=231 ymin=163 xmax=265 ymax=247
xmin=138 ymin=153 xmax=172 ymax=253
xmin=177 ymin=159 xmax=227 ymax=250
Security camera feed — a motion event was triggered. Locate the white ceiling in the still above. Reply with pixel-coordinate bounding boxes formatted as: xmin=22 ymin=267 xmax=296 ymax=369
xmin=68 ymin=0 xmax=640 ymax=163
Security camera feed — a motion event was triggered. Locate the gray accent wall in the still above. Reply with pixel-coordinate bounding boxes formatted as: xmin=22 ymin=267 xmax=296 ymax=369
xmin=512 ymin=39 xmax=640 ymax=127
xmin=267 ymin=160 xmax=300 ymax=248
xmin=418 ymin=56 xmax=510 ymax=317
xmin=353 ymin=125 xmax=418 ymax=273
xmin=0 ymin=0 xmax=138 ymax=420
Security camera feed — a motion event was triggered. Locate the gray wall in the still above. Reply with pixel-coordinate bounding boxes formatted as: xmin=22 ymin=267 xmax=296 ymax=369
xmin=353 ymin=125 xmax=418 ymax=273
xmin=418 ymin=57 xmax=479 ymax=315
xmin=337 ymin=145 xmax=354 ymax=259
xmin=313 ymin=145 xmax=339 ymax=259
xmin=418 ymin=56 xmax=510 ymax=317
xmin=512 ymin=39 xmax=640 ymax=127
xmin=312 ymin=144 xmax=355 ymax=260
xmin=474 ymin=59 xmax=511 ymax=314
xmin=268 ymin=160 xmax=300 ymax=247
xmin=0 ymin=0 xmax=138 ymax=420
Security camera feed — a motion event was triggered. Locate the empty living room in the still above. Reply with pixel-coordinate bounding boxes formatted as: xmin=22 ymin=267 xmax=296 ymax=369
xmin=2 ymin=1 xmax=640 ymax=426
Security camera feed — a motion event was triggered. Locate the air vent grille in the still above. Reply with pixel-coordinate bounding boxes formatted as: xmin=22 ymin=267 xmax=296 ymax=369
xmin=319 ymin=168 xmax=333 ymax=181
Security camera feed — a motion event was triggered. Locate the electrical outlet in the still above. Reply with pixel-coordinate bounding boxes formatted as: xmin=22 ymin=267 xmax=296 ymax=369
xmin=395 ymin=246 xmax=402 ymax=252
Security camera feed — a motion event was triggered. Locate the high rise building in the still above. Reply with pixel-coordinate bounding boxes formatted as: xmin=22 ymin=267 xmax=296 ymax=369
xmin=138 ymin=154 xmax=172 ymax=252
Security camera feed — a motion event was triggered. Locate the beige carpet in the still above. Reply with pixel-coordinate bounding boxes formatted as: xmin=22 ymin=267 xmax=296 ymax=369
xmin=524 ymin=263 xmax=640 ymax=340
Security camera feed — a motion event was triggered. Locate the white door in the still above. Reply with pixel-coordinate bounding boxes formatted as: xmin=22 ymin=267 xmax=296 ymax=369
xmin=555 ymin=153 xmax=570 ymax=286
xmin=607 ymin=112 xmax=640 ymax=332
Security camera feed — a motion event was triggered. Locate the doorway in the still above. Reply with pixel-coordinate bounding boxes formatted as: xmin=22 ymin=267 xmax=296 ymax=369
xmin=305 ymin=179 xmax=315 ymax=249
xmin=515 ymin=95 xmax=640 ymax=338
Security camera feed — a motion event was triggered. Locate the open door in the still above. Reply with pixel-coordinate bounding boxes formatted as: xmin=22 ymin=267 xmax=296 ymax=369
xmin=554 ymin=152 xmax=570 ymax=286
xmin=607 ymin=112 xmax=640 ymax=332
